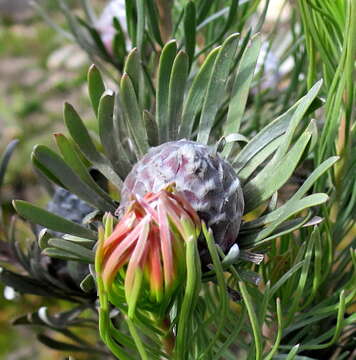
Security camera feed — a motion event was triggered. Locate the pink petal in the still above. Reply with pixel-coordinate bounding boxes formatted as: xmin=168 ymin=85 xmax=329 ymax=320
xmin=147 ymin=231 xmax=163 ymax=300
xmin=103 ymin=212 xmax=136 ymax=250
xmin=158 ymin=197 xmax=175 ymax=289
xmin=102 ymin=218 xmax=147 ymax=285
xmin=124 ymin=217 xmax=150 ymax=305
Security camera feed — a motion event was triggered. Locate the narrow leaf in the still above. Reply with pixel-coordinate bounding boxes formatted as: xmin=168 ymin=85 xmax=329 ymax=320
xmin=33 ymin=145 xmax=115 ymax=212
xmin=54 ymin=133 xmax=114 ymax=205
xmin=179 ymin=46 xmax=220 ymax=139
xmin=124 ymin=48 xmax=140 ymax=96
xmin=184 ymin=1 xmax=196 ymax=68
xmin=88 ymin=64 xmax=105 ymax=117
xmin=13 ymin=200 xmax=96 ymax=240
xmin=47 ymin=238 xmax=95 ymax=263
xmin=64 ymin=102 xmax=123 ymax=189
xmin=168 ymin=51 xmax=189 ymax=140
xmin=197 ymin=33 xmax=239 ymax=144
xmin=243 ymin=121 xmax=314 ymax=212
xmin=224 ymin=34 xmax=262 ymax=136
xmin=120 ymin=74 xmax=149 ymax=156
xmin=0 ymin=139 xmax=19 ymax=188
xmin=156 ymin=40 xmax=177 ymax=143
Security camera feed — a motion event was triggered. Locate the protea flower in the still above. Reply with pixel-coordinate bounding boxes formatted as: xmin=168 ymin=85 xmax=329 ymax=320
xmin=120 ymin=140 xmax=244 ymax=260
xmin=12 ymin=32 xmax=333 ymax=359
xmin=97 ymin=184 xmax=201 ymax=318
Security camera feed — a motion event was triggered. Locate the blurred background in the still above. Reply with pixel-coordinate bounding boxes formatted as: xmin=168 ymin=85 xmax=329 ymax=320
xmin=0 ymin=2 xmax=103 ymax=358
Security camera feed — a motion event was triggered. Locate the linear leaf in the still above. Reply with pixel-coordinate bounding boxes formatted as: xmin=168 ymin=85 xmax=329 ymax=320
xmin=13 ymin=200 xmax=96 ymax=240
xmin=233 ymin=82 xmax=323 ymax=173
xmin=0 ymin=269 xmax=57 ymax=297
xmin=0 ymin=139 xmax=19 ymax=188
xmin=124 ymin=48 xmax=140 ymax=96
xmin=238 ymin=136 xmax=283 ymax=183
xmin=120 ymin=73 xmax=148 ymax=157
xmin=88 ymin=64 xmax=105 ymax=117
xmin=179 ymin=46 xmax=220 ymax=139
xmin=64 ymin=102 xmax=123 ymax=189
xmin=243 ymin=121 xmax=314 ymax=212
xmin=33 ymin=145 xmax=115 ymax=212
xmin=97 ymin=91 xmax=131 ymax=179
xmin=271 ymin=80 xmax=322 ymax=165
xmin=243 ymin=157 xmax=338 ymax=229
xmin=168 ymin=51 xmax=189 ymax=140
xmin=54 ymin=133 xmax=114 ymax=205
xmin=145 ymin=0 xmax=163 ymax=46
xmin=197 ymin=33 xmax=239 ymax=144
xmin=224 ymin=34 xmax=262 ymax=137
xmin=156 ymin=40 xmax=177 ymax=143
xmin=241 ymin=194 xmax=328 ymax=248
xmin=47 ymin=238 xmax=95 ymax=263
xmin=37 ymin=334 xmax=102 ymax=353
xmin=32 ymin=154 xmax=65 ymax=189
xmin=143 ymin=110 xmax=159 ymax=146
xmin=240 ymin=216 xmax=312 ymax=249
xmin=184 ymin=1 xmax=196 ymax=68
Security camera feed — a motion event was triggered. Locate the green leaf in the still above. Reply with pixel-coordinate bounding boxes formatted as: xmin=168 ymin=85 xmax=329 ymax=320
xmin=64 ymin=102 xmax=123 ymax=189
xmin=37 ymin=334 xmax=102 ymax=353
xmin=237 ymin=137 xmax=283 ymax=183
xmin=243 ymin=157 xmax=338 ymax=229
xmin=33 ymin=145 xmax=115 ymax=212
xmin=13 ymin=200 xmax=96 ymax=240
xmin=80 ymin=273 xmax=95 ymax=292
xmin=197 ymin=33 xmax=239 ymax=144
xmin=88 ymin=64 xmax=105 ymax=117
xmin=268 ymin=261 xmax=305 ymax=299
xmin=112 ymin=18 xmax=127 ymax=64
xmin=62 ymin=234 xmax=95 ymax=248
xmin=168 ymin=51 xmax=189 ymax=140
xmin=184 ymin=1 xmax=196 ymax=68
xmin=145 ymin=0 xmax=163 ymax=46
xmin=54 ymin=133 xmax=114 ymax=206
xmin=124 ymin=48 xmax=140 ymax=96
xmin=240 ymin=215 xmax=315 ymax=249
xmin=32 ymin=153 xmax=65 ymax=189
xmin=42 ymin=248 xmax=88 ymax=262
xmin=47 ymin=238 xmax=95 ymax=263
xmin=0 ymin=139 xmax=18 ymax=188
xmin=135 ymin=0 xmax=145 ymax=52
xmin=97 ymin=91 xmax=132 ymax=179
xmin=271 ymin=80 xmax=322 ymax=165
xmin=143 ymin=110 xmax=159 ymax=146
xmin=156 ymin=40 xmax=177 ymax=143
xmin=239 ymin=281 xmax=262 ymax=360
xmin=120 ymin=73 xmax=149 ymax=156
xmin=179 ymin=46 xmax=220 ymax=139
xmin=0 ymin=268 xmax=56 ymax=297
xmin=38 ymin=229 xmax=52 ymax=250
xmin=223 ymin=34 xmax=262 ymax=138
xmin=285 ymin=344 xmax=300 ymax=360
xmin=175 ymin=233 xmax=201 ymax=359
xmin=233 ymin=81 xmax=323 ymax=174
xmin=243 ymin=121 xmax=315 ymax=212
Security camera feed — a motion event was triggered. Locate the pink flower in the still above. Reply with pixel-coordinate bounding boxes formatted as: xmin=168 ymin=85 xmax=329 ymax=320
xmin=98 ymin=185 xmax=201 ymax=317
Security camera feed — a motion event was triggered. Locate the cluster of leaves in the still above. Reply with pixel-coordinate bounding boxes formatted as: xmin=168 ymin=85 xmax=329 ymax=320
xmin=0 ymin=0 xmax=355 ymax=359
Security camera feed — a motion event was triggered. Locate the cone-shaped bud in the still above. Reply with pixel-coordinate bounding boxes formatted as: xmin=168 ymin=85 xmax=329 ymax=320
xmin=98 ymin=185 xmax=201 ymax=318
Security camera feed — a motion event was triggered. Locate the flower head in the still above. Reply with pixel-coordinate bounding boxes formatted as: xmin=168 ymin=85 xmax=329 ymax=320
xmin=97 ymin=185 xmax=201 ymax=317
